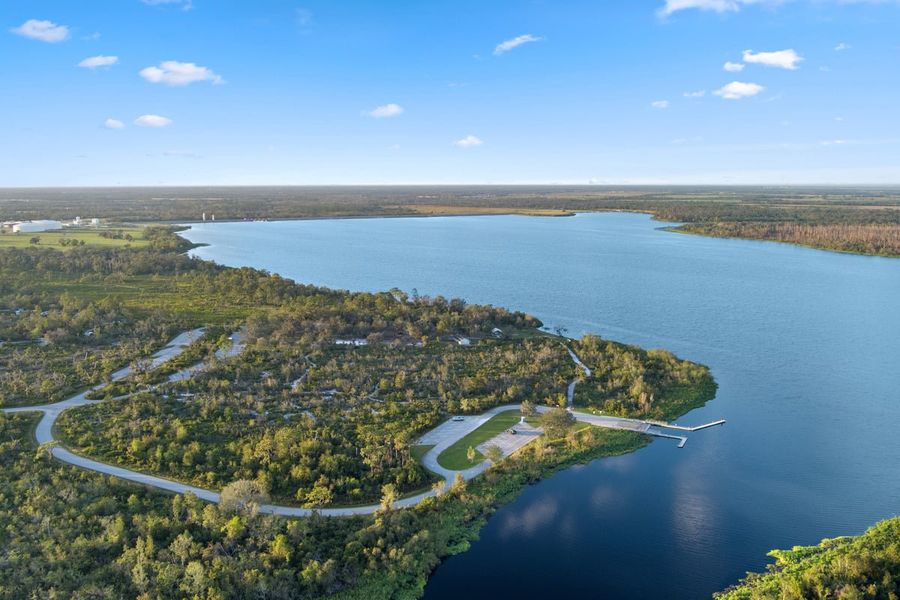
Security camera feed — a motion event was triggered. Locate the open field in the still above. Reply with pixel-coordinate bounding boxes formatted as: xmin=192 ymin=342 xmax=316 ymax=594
xmin=0 ymin=226 xmax=149 ymax=250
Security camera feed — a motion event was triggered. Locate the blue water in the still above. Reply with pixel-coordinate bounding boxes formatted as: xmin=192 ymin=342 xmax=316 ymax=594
xmin=182 ymin=212 xmax=900 ymax=599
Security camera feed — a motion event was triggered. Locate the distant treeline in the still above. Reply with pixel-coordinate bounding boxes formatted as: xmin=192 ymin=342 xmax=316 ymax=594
xmin=680 ymin=222 xmax=900 ymax=257
xmin=1 ymin=185 xmax=899 ymax=222
xmin=1 ymin=185 xmax=899 ymax=256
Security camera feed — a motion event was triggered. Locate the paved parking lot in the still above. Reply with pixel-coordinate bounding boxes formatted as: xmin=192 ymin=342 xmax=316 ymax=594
xmin=477 ymin=420 xmax=542 ymax=458
xmin=418 ymin=414 xmax=493 ymax=446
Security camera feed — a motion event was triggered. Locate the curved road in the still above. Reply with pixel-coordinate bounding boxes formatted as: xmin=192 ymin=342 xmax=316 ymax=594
xmin=2 ymin=332 xmax=724 ymax=517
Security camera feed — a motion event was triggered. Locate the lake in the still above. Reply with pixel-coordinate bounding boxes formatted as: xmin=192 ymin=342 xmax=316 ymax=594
xmin=182 ymin=212 xmax=900 ymax=599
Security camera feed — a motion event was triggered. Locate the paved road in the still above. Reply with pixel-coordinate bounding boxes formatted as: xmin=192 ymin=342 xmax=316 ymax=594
xmin=168 ymin=328 xmax=246 ymax=383
xmin=567 ymin=346 xmax=592 ymax=377
xmin=3 ymin=334 xmax=724 ymax=517
xmin=566 ymin=346 xmax=591 ymax=407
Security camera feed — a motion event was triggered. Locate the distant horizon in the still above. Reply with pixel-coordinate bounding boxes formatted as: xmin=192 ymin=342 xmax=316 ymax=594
xmin=2 ymin=182 xmax=900 ymax=190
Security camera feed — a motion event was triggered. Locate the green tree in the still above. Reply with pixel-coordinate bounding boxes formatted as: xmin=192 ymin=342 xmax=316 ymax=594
xmin=466 ymin=445 xmax=476 ymax=464
xmin=380 ymin=483 xmax=398 ymax=512
xmin=541 ymin=407 xmax=576 ymax=439
xmin=269 ymin=534 xmax=292 ymax=562
xmin=304 ymin=483 xmax=334 ymax=508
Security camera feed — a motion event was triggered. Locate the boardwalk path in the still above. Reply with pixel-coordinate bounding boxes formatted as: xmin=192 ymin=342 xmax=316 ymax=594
xmin=3 ymin=333 xmax=724 ymax=517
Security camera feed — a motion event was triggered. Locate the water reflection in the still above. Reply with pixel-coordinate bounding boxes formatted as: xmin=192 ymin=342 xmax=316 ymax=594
xmin=498 ymin=497 xmax=560 ymax=540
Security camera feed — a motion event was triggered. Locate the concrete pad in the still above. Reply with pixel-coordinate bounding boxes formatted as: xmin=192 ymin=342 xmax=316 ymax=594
xmin=477 ymin=421 xmax=542 ymax=458
xmin=417 ymin=414 xmax=492 ymax=446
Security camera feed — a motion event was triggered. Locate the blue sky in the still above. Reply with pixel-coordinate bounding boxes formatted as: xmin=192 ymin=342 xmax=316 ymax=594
xmin=1 ymin=0 xmax=898 ymax=186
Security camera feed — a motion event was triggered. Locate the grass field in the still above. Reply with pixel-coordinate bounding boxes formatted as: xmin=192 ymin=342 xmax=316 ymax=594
xmin=0 ymin=226 xmax=149 ymax=250
xmin=437 ymin=410 xmax=523 ymax=470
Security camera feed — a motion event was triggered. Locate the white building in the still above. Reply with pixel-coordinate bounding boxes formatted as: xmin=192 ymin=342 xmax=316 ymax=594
xmin=12 ymin=220 xmax=63 ymax=233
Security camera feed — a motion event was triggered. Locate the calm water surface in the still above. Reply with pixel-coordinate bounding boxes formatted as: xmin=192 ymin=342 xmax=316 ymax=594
xmin=183 ymin=213 xmax=900 ymax=599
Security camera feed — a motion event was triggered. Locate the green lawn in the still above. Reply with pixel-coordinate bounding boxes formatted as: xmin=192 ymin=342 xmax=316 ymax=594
xmin=0 ymin=226 xmax=149 ymax=250
xmin=437 ymin=410 xmax=522 ymax=470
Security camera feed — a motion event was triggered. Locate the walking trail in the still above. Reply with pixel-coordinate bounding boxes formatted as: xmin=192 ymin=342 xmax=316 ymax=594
xmin=2 ymin=333 xmax=724 ymax=517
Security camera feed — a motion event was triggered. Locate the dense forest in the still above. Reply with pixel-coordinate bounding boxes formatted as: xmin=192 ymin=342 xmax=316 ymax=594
xmin=715 ymin=518 xmax=900 ymax=599
xmin=1 ymin=185 xmax=899 ymax=256
xmin=57 ymin=327 xmax=710 ymax=507
xmin=0 ymin=230 xmax=716 ymax=597
xmin=572 ymin=334 xmax=714 ymax=420
xmin=0 ymin=387 xmax=649 ymax=598
xmin=678 ymin=222 xmax=900 ymax=257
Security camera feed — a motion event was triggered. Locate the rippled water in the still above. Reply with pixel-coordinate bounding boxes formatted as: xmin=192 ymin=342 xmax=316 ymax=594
xmin=182 ymin=212 xmax=900 ymax=599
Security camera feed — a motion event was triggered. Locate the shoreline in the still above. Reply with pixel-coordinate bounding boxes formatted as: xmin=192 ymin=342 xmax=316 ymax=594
xmin=173 ymin=208 xmax=898 ymax=260
xmin=664 ymin=223 xmax=900 ymax=259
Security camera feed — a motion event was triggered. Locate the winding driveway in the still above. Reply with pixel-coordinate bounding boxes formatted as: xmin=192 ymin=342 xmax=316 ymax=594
xmin=2 ymin=333 xmax=724 ymax=517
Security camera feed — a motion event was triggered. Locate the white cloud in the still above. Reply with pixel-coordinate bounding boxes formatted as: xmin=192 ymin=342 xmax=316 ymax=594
xmin=367 ymin=103 xmax=404 ymax=118
xmin=104 ymin=118 xmax=125 ymax=130
xmin=742 ymin=49 xmax=803 ymax=69
xmin=134 ymin=114 xmax=172 ymax=128
xmin=140 ymin=61 xmax=222 ymax=86
xmin=723 ymin=61 xmax=745 ymax=72
xmin=683 ymin=90 xmax=706 ymax=97
xmin=78 ymin=55 xmax=119 ymax=69
xmin=494 ymin=34 xmax=543 ymax=55
xmin=10 ymin=19 xmax=69 ymax=43
xmin=658 ymin=0 xmax=741 ymax=16
xmin=714 ymin=81 xmax=764 ymax=99
xmin=454 ymin=135 xmax=484 ymax=148
xmin=651 ymin=100 xmax=670 ymax=109
xmin=834 ymin=42 xmax=850 ymax=51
